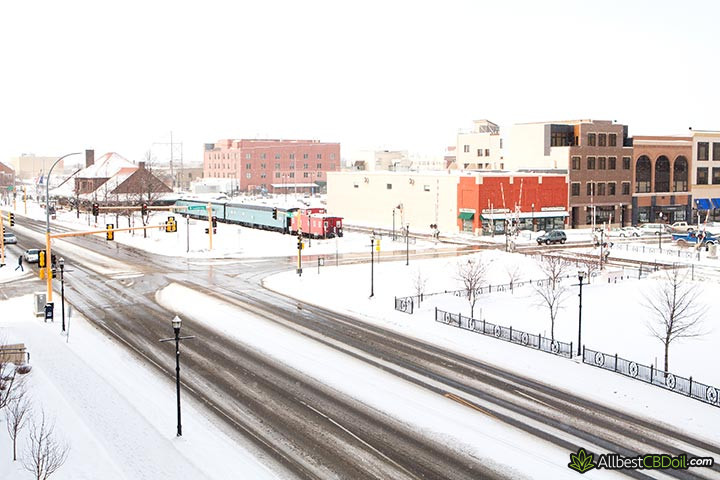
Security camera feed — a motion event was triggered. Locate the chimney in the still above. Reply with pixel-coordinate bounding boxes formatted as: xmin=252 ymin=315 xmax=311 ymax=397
xmin=85 ymin=149 xmax=94 ymax=168
xmin=139 ymin=161 xmax=146 ymax=170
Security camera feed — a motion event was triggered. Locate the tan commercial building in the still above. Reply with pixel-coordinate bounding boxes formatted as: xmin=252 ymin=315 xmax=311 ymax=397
xmin=455 ymin=120 xmax=503 ymax=170
xmin=9 ymin=154 xmax=64 ymax=181
xmin=690 ymin=130 xmax=720 ymax=222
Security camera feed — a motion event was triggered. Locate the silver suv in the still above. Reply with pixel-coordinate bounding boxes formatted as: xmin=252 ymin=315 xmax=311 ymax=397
xmin=638 ymin=223 xmax=671 ymax=236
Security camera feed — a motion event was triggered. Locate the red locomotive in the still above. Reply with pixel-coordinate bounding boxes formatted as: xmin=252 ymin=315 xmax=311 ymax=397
xmin=290 ymin=208 xmax=343 ymax=238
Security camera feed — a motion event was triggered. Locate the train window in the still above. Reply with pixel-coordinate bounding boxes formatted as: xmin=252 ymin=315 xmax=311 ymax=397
xmin=386 ymin=183 xmax=392 ymax=190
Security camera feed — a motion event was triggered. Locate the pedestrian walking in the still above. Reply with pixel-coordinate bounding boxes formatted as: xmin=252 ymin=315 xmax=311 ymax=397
xmin=15 ymin=255 xmax=23 ymax=272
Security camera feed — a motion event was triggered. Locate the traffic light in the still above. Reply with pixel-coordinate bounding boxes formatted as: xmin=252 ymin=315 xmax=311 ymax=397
xmin=211 ymin=216 xmax=217 ymax=228
xmin=92 ymin=203 xmax=99 ymax=217
xmin=430 ymin=223 xmax=437 ymax=229
xmin=9 ymin=213 xmax=15 ymax=226
xmin=106 ymin=224 xmax=114 ymax=241
xmin=297 ymin=237 xmax=303 ymax=250
xmin=141 ymin=203 xmax=148 ymax=217
xmin=38 ymin=250 xmax=46 ymax=268
xmin=272 ymin=208 xmax=278 ymax=220
xmin=166 ymin=216 xmax=176 ymax=233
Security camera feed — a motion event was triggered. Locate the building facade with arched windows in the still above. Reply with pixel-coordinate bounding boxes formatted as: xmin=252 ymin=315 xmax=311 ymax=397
xmin=631 ymin=136 xmax=692 ymax=225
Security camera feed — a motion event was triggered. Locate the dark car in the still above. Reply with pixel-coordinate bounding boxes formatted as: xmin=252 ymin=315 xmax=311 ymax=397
xmin=537 ymin=229 xmax=567 ymax=245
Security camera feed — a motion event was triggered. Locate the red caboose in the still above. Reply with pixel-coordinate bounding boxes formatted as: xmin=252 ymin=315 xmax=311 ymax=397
xmin=291 ymin=208 xmax=343 ymax=238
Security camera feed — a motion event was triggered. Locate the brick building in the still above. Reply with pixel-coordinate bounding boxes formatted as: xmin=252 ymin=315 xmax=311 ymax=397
xmin=630 ymin=135 xmax=692 ymax=225
xmin=203 ymin=139 xmax=340 ymax=194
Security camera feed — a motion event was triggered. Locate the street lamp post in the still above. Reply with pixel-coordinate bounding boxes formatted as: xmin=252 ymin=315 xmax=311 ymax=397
xmin=59 ymin=258 xmax=66 ymax=332
xmin=392 ymin=209 xmax=396 ymax=241
xmin=658 ymin=212 xmax=663 ymax=251
xmin=159 ymin=316 xmax=195 ymax=437
xmin=45 ymin=152 xmax=81 ymax=319
xmin=577 ymin=270 xmax=586 ymax=357
xmin=370 ymin=235 xmax=375 ymax=297
xmin=531 ymin=203 xmax=536 ymax=232
xmin=405 ymin=224 xmax=409 ymax=266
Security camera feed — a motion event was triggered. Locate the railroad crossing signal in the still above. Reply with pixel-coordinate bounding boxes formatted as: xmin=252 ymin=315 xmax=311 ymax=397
xmin=106 ymin=224 xmax=114 ymax=241
xmin=272 ymin=208 xmax=278 ymax=220
xmin=211 ymin=216 xmax=217 ymax=228
xmin=297 ymin=237 xmax=303 ymax=250
xmin=92 ymin=203 xmax=99 ymax=217
xmin=9 ymin=213 xmax=15 ymax=226
xmin=375 ymin=238 xmax=380 ymax=252
xmin=141 ymin=203 xmax=148 ymax=217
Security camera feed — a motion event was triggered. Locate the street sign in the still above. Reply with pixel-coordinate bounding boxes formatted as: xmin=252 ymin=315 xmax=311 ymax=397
xmin=187 ymin=205 xmax=206 ymax=211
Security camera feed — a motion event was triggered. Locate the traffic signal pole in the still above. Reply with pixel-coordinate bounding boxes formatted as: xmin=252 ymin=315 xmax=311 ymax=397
xmin=0 ymin=215 xmax=5 ymax=266
xmin=207 ymin=203 xmax=213 ymax=251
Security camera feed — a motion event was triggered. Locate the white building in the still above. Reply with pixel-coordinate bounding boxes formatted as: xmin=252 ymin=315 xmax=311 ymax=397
xmin=455 ymin=120 xmax=503 ymax=170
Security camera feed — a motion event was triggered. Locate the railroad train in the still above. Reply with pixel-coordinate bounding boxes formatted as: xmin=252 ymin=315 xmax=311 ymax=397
xmin=174 ymin=198 xmax=343 ymax=239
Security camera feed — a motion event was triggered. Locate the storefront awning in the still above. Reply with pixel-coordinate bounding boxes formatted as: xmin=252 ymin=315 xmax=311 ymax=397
xmin=712 ymin=198 xmax=720 ymax=209
xmin=480 ymin=211 xmax=569 ymax=220
xmin=695 ymin=199 xmax=712 ymax=210
xmin=458 ymin=211 xmax=474 ymax=220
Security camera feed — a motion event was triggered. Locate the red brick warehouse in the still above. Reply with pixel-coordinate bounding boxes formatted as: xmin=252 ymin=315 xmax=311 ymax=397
xmin=457 ymin=173 xmax=569 ymax=235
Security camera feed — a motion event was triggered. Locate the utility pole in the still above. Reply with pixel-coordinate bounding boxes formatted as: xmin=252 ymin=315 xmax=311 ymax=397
xmin=153 ymin=132 xmax=183 ymax=190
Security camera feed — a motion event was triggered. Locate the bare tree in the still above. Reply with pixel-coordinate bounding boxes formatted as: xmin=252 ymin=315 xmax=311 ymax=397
xmin=643 ymin=267 xmax=708 ymax=373
xmin=533 ymin=255 xmax=571 ymax=340
xmin=505 ymin=263 xmax=522 ymax=294
xmin=0 ymin=345 xmax=30 ymax=412
xmin=579 ymin=258 xmax=599 ymax=284
xmin=456 ymin=256 xmax=487 ymax=318
xmin=22 ymin=410 xmax=69 ymax=480
xmin=412 ymin=268 xmax=428 ymax=304
xmin=6 ymin=384 xmax=31 ymax=461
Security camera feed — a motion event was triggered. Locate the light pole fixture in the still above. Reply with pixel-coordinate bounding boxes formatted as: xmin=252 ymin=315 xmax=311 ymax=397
xmin=44 ymin=152 xmax=82 ymax=319
xmin=159 ymin=315 xmax=195 ymax=436
xmin=405 ymin=224 xmax=410 ymax=266
xmin=531 ymin=203 xmax=536 ymax=232
xmin=577 ymin=270 xmax=586 ymax=357
xmin=370 ymin=234 xmax=375 ymax=297
xmin=59 ymin=258 xmax=66 ymax=332
xmin=658 ymin=211 xmax=663 ymax=251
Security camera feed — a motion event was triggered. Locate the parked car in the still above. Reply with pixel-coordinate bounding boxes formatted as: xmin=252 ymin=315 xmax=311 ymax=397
xmin=606 ymin=226 xmax=641 ymax=238
xmin=536 ymin=230 xmax=567 ymax=245
xmin=673 ymin=231 xmax=718 ymax=247
xmin=23 ymin=249 xmax=40 ymax=263
xmin=670 ymin=221 xmax=695 ymax=233
xmin=3 ymin=232 xmax=17 ymax=244
xmin=638 ymin=223 xmax=671 ymax=236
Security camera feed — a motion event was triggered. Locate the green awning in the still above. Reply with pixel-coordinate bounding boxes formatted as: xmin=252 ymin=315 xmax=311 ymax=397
xmin=458 ymin=212 xmax=474 ymax=220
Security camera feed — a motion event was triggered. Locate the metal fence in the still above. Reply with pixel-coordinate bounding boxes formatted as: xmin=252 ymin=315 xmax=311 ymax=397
xmin=435 ymin=308 xmax=573 ymax=358
xmin=619 ymin=242 xmax=701 ymax=261
xmin=583 ymin=347 xmax=719 ymax=408
xmin=394 ymin=296 xmax=414 ymax=314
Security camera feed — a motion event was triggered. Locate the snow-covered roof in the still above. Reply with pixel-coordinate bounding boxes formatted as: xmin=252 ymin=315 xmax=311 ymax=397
xmin=77 ymin=152 xmax=137 ymax=179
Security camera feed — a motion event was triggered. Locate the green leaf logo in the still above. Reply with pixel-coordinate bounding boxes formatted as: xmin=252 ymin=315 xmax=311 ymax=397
xmin=568 ymin=448 xmax=596 ymax=474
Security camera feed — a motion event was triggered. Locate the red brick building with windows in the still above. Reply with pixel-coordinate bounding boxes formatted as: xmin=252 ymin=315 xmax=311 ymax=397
xmin=203 ymin=139 xmax=340 ymax=194
xmin=457 ymin=172 xmax=568 ymax=235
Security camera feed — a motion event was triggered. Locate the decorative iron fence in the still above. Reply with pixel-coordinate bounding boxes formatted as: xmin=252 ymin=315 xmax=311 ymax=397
xmin=619 ymin=243 xmax=701 ymax=260
xmin=435 ymin=308 xmax=573 ymax=358
xmin=394 ymin=296 xmax=414 ymax=314
xmin=583 ymin=347 xmax=719 ymax=408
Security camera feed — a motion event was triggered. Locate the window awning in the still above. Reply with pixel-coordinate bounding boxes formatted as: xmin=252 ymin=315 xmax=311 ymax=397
xmin=712 ymin=198 xmax=720 ymax=209
xmin=458 ymin=211 xmax=474 ymax=220
xmin=480 ymin=211 xmax=569 ymax=220
xmin=695 ymin=199 xmax=712 ymax=210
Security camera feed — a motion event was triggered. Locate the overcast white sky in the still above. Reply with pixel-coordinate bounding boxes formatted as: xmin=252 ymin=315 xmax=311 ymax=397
xmin=1 ymin=0 xmax=717 ymax=166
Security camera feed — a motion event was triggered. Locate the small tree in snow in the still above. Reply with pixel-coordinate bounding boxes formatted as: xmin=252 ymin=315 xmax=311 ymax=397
xmin=6 ymin=384 xmax=31 ymax=461
xmin=533 ymin=255 xmax=571 ymax=340
xmin=22 ymin=410 xmax=69 ymax=480
xmin=456 ymin=257 xmax=487 ymax=318
xmin=505 ymin=263 xmax=522 ymax=294
xmin=412 ymin=268 xmax=428 ymax=305
xmin=643 ymin=267 xmax=707 ymax=373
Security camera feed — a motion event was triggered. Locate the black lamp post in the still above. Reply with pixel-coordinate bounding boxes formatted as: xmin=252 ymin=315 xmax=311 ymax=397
xmin=658 ymin=212 xmax=663 ymax=251
xmin=577 ymin=270 xmax=586 ymax=357
xmin=531 ymin=203 xmax=536 ymax=232
xmin=405 ymin=224 xmax=409 ymax=266
xmin=159 ymin=315 xmax=195 ymax=436
xmin=59 ymin=258 xmax=66 ymax=332
xmin=392 ymin=209 xmax=396 ymax=241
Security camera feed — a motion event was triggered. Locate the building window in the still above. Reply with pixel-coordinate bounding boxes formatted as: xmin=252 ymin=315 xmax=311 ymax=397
xmin=713 ymin=168 xmax=720 ymax=184
xmin=636 ymin=155 xmax=652 ymax=192
xmin=386 ymin=183 xmax=392 ymax=190
xmin=598 ymin=157 xmax=606 ymax=170
xmin=674 ymin=156 xmax=688 ymax=191
xmin=245 ymin=173 xmax=251 ymax=179
xmin=621 ymin=182 xmax=630 ymax=195
xmin=260 ymin=172 xmax=267 ymax=178
xmin=697 ymin=167 xmax=708 ymax=185
xmin=245 ymin=163 xmax=251 ymax=169
xmin=290 ymin=153 xmax=295 ymax=160
xmin=597 ymin=183 xmax=606 ymax=196
xmin=317 ymin=163 xmax=322 ymax=169
xmin=303 ymin=153 xmax=309 ymax=159
xmin=477 ymin=149 xmax=483 ymax=157
xmin=571 ymin=156 xmax=580 ymax=170
xmin=275 ymin=172 xmax=281 ymax=178
xmin=353 ymin=182 xmax=358 ymax=188
xmin=330 ymin=163 xmax=335 ymax=170
xmin=587 ymin=182 xmax=594 ymax=196
xmin=245 ymin=153 xmax=251 ymax=159
xmin=303 ymin=163 xmax=308 ymax=169
xmin=330 ymin=153 xmax=335 ymax=160
xmin=303 ymin=172 xmax=309 ymax=178
xmin=463 ymin=145 xmax=470 ymax=153
xmin=275 ymin=162 xmax=280 ymax=169
xmin=608 ymin=157 xmax=616 ymax=169
xmin=317 ymin=153 xmax=322 ymax=159
xmin=424 ymin=185 xmax=430 ymax=191
xmin=609 ymin=133 xmax=617 ymax=147
xmin=608 ymin=182 xmax=616 ymax=195
xmin=485 ymin=149 xmax=490 ymax=156
xmin=289 ymin=172 xmax=295 ymax=178
xmin=587 ymin=133 xmax=596 ymax=146
xmin=587 ymin=156 xmax=596 ymax=170
xmin=260 ymin=163 xmax=266 ymax=169
xmin=261 ymin=153 xmax=267 ymax=160
xmin=275 ymin=154 xmax=281 ymax=159
xmin=598 ymin=133 xmax=607 ymax=147
xmin=317 ymin=172 xmax=322 ymax=178
xmin=622 ymin=157 xmax=631 ymax=169
xmin=698 ymin=142 xmax=709 ymax=161
xmin=571 ymin=182 xmax=580 ymax=196
xmin=289 ymin=162 xmax=295 ymax=169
